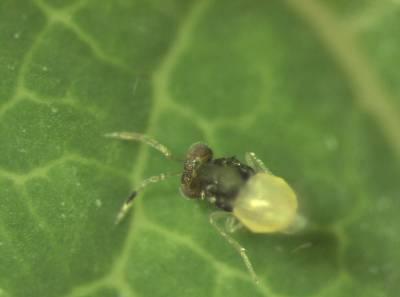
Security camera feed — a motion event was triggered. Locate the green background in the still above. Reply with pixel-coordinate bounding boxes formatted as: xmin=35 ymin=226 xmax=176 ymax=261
xmin=1 ymin=0 xmax=399 ymax=296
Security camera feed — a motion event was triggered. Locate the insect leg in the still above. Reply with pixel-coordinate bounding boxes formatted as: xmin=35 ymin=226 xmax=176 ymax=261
xmin=105 ymin=132 xmax=175 ymax=160
xmin=225 ymin=215 xmax=243 ymax=233
xmin=245 ymin=152 xmax=270 ymax=173
xmin=209 ymin=211 xmax=259 ymax=284
xmin=115 ymin=172 xmax=179 ymax=224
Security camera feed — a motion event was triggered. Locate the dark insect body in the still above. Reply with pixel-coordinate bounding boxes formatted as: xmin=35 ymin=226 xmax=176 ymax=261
xmin=181 ymin=143 xmax=255 ymax=211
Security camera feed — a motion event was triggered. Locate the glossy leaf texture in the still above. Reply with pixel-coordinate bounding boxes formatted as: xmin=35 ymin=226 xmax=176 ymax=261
xmin=1 ymin=0 xmax=399 ymax=297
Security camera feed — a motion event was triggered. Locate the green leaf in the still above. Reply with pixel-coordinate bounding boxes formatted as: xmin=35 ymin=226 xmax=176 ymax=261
xmin=1 ymin=0 xmax=399 ymax=297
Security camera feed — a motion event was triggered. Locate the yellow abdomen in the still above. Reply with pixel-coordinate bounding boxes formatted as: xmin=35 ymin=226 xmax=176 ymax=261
xmin=233 ymin=173 xmax=298 ymax=233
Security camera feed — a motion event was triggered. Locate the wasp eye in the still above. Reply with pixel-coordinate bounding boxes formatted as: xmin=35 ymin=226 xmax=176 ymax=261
xmin=186 ymin=142 xmax=213 ymax=163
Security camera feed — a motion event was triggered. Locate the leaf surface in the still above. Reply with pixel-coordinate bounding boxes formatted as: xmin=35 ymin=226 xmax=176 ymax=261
xmin=1 ymin=1 xmax=399 ymax=297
